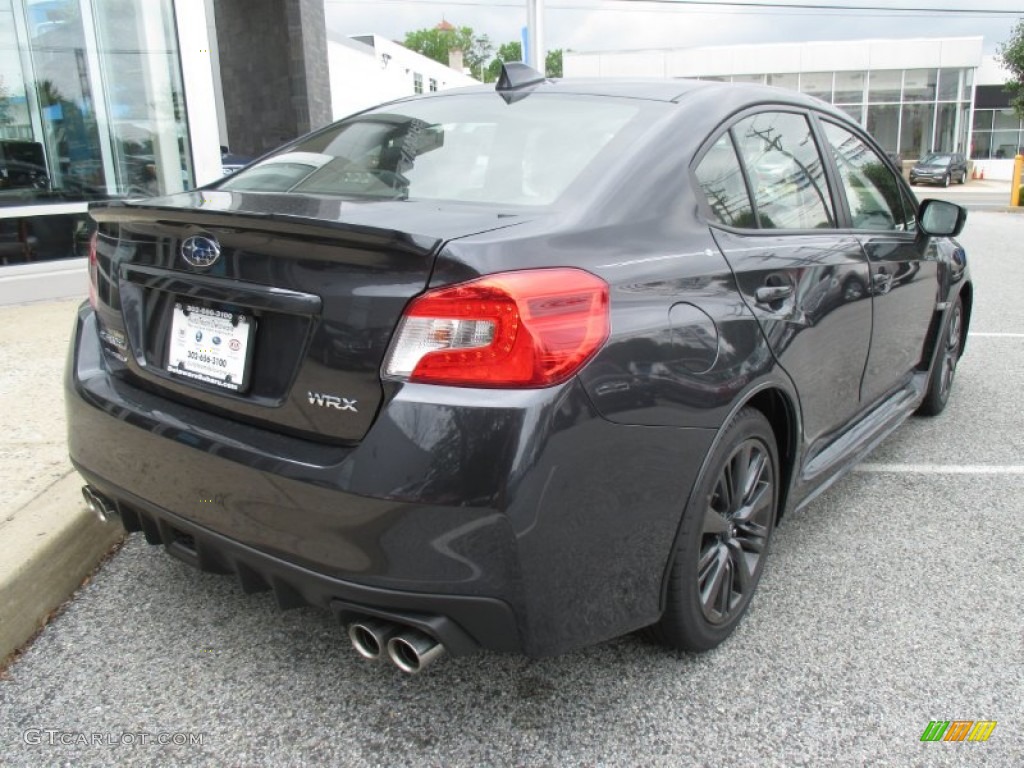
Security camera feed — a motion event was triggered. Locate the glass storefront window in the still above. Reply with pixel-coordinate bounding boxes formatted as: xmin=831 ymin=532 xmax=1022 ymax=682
xmin=971 ymin=132 xmax=991 ymax=160
xmin=93 ymin=0 xmax=191 ymax=197
xmin=937 ymin=69 xmax=959 ymax=101
xmin=767 ymin=73 xmax=797 ymax=90
xmin=866 ymin=104 xmax=900 ymax=153
xmin=834 ymin=71 xmax=866 ymax=103
xmin=990 ymin=130 xmax=1021 ymax=159
xmin=961 ymin=69 xmax=973 ymax=102
xmin=935 ymin=102 xmax=958 ymax=157
xmin=994 ymin=109 xmax=1020 ymax=131
xmin=900 ymin=102 xmax=935 ymax=158
xmin=800 ymin=72 xmax=832 ymax=101
xmin=0 ymin=0 xmax=194 ymax=263
xmin=959 ymin=104 xmax=970 ymax=156
xmin=972 ymin=109 xmax=994 ymax=133
xmin=836 ymin=103 xmax=864 ymax=122
xmin=902 ymin=69 xmax=937 ymax=102
xmin=868 ymin=70 xmax=902 ymax=103
xmin=1 ymin=0 xmax=109 ymax=204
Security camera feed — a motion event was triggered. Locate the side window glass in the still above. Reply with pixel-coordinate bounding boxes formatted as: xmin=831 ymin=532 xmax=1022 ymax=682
xmin=732 ymin=112 xmax=834 ymax=230
xmin=694 ymin=134 xmax=756 ymax=228
xmin=822 ymin=121 xmax=908 ymax=232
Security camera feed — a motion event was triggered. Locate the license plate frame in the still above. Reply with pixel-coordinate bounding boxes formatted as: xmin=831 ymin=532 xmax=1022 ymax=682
xmin=166 ymin=301 xmax=256 ymax=392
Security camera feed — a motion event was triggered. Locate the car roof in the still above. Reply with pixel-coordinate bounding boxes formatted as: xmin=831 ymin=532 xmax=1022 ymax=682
xmin=419 ymin=77 xmax=835 ymax=107
xmin=414 ymin=78 xmax=852 ymax=118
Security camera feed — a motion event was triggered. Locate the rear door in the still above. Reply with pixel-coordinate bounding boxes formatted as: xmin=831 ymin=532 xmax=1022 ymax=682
xmin=696 ymin=110 xmax=872 ymax=449
xmin=817 ymin=120 xmax=938 ymax=407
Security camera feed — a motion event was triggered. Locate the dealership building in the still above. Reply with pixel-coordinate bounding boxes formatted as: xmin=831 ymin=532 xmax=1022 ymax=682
xmin=1 ymin=5 xmax=1021 ymax=299
xmin=565 ymin=36 xmax=1022 ymax=175
xmin=0 ymin=0 xmax=474 ymax=302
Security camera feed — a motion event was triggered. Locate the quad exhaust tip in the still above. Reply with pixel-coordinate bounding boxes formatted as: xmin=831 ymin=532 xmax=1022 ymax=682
xmin=387 ymin=630 xmax=445 ymax=674
xmin=82 ymin=486 xmax=118 ymax=523
xmin=347 ymin=619 xmax=446 ymax=673
xmin=348 ymin=619 xmax=399 ymax=661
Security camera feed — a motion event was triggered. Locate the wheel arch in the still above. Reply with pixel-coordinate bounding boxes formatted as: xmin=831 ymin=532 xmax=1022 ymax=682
xmin=657 ymin=381 xmax=801 ymax=614
xmin=745 ymin=387 xmax=799 ymax=522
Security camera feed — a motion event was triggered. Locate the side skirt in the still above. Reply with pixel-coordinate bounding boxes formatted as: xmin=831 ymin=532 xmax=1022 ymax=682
xmin=792 ymin=372 xmax=928 ymax=514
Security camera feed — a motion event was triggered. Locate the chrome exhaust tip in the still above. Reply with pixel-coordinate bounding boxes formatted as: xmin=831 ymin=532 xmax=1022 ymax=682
xmin=347 ymin=619 xmax=399 ymax=661
xmin=387 ymin=630 xmax=446 ymax=674
xmin=82 ymin=486 xmax=117 ymax=523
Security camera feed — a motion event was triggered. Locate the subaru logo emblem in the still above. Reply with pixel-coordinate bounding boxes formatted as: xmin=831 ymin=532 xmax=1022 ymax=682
xmin=181 ymin=235 xmax=221 ymax=268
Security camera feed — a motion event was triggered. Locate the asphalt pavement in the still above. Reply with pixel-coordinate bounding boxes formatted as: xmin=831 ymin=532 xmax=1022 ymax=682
xmin=1 ymin=212 xmax=1022 ymax=767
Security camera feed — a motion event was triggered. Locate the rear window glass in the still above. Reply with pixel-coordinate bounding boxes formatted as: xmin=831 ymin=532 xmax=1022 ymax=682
xmin=732 ymin=111 xmax=834 ymax=230
xmin=220 ymin=93 xmax=649 ymax=206
xmin=695 ymin=134 xmax=756 ymax=227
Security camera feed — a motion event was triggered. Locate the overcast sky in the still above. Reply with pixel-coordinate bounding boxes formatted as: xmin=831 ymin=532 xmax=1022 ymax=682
xmin=324 ymin=0 xmax=1023 ymax=57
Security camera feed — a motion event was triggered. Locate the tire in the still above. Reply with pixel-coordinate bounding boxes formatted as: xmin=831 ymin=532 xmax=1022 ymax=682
xmin=959 ymin=171 xmax=967 ymax=185
xmin=917 ymin=295 xmax=963 ymax=416
xmin=942 ymin=173 xmax=951 ymax=188
xmin=649 ymin=408 xmax=779 ymax=652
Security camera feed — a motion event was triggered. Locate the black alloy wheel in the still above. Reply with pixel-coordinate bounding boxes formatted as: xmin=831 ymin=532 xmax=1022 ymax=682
xmin=917 ymin=295 xmax=963 ymax=416
xmin=649 ymin=408 xmax=779 ymax=652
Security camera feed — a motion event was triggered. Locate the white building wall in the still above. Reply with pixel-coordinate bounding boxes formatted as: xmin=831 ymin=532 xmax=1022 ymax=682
xmin=328 ymin=35 xmax=478 ymax=121
xmin=976 ymin=54 xmax=1011 ymax=86
xmin=567 ymin=37 xmax=984 ymax=79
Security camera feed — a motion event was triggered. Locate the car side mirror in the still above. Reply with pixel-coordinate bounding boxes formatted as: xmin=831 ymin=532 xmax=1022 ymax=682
xmin=918 ymin=199 xmax=966 ymax=238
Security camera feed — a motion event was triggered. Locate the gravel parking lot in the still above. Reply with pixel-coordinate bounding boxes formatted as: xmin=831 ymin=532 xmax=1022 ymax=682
xmin=2 ymin=211 xmax=1022 ymax=767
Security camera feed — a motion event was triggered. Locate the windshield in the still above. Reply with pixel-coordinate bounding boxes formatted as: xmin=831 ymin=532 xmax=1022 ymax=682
xmin=920 ymin=154 xmax=952 ymax=166
xmin=219 ymin=93 xmax=653 ymax=206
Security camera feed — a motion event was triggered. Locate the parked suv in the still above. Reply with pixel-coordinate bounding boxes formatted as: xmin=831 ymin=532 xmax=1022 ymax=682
xmin=909 ymin=152 xmax=968 ymax=187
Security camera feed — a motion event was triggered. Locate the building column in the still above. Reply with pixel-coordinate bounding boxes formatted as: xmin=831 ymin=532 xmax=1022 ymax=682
xmin=211 ymin=0 xmax=331 ymax=157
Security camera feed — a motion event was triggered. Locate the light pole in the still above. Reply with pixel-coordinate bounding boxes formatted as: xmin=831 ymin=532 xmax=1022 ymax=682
xmin=526 ymin=0 xmax=545 ymax=74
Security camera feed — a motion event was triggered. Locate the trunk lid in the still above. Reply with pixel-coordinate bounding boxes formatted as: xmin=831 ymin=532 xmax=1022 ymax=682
xmin=90 ymin=190 xmax=526 ymax=443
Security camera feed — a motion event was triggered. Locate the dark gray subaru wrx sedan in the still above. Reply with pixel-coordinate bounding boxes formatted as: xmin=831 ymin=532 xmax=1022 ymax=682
xmin=67 ymin=65 xmax=971 ymax=673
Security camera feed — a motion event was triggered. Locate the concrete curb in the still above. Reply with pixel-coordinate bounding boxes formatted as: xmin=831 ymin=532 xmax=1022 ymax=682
xmin=0 ymin=471 xmax=124 ymax=663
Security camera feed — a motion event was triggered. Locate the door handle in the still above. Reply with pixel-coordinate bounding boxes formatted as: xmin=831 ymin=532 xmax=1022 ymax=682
xmin=755 ymin=285 xmax=793 ymax=305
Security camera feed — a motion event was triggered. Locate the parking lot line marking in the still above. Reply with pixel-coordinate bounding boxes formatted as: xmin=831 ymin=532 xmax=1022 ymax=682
xmin=967 ymin=332 xmax=1024 ymax=338
xmin=855 ymin=463 xmax=1024 ymax=475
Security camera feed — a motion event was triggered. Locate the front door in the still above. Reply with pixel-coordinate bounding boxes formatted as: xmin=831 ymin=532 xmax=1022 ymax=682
xmin=819 ymin=120 xmax=938 ymax=406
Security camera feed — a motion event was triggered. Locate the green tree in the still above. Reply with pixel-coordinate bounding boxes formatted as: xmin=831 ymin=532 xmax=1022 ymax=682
xmin=997 ymin=18 xmax=1024 ymax=119
xmin=485 ymin=41 xmax=522 ymax=83
xmin=403 ymin=25 xmax=493 ymax=80
xmin=545 ymin=49 xmax=563 ymax=79
xmin=483 ymin=43 xmax=564 ymax=82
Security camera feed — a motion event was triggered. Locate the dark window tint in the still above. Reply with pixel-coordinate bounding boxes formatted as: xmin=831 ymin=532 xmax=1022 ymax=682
xmin=822 ymin=121 xmax=908 ymax=232
xmin=694 ymin=134 xmax=755 ymax=227
xmin=220 ymin=94 xmax=649 ymax=207
xmin=732 ymin=112 xmax=834 ymax=230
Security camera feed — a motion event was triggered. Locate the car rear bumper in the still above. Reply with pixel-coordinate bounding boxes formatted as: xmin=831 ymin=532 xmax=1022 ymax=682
xmin=66 ymin=304 xmax=715 ymax=656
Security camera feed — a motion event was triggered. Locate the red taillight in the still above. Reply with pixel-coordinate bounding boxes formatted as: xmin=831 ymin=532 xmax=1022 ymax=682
xmin=87 ymin=232 xmax=98 ymax=309
xmin=384 ymin=268 xmax=609 ymax=388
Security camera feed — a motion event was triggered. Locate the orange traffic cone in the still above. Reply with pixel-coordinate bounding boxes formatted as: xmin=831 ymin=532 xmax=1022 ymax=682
xmin=971 ymin=167 xmax=978 ymax=180
xmin=980 ymin=167 xmax=985 ymax=180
